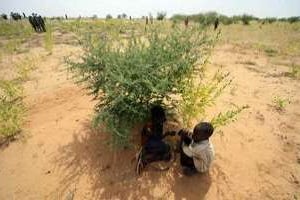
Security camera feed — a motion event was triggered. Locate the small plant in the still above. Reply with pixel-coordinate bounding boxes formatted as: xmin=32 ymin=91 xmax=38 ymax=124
xmin=264 ymin=47 xmax=278 ymax=57
xmin=211 ymin=105 xmax=249 ymax=128
xmin=179 ymin=70 xmax=232 ymax=128
xmin=15 ymin=56 xmax=37 ymax=81
xmin=289 ymin=64 xmax=300 ymax=79
xmin=272 ymin=96 xmax=290 ymax=111
xmin=4 ymin=39 xmax=21 ymax=54
xmin=0 ymin=54 xmax=39 ymax=142
xmin=0 ymin=80 xmax=25 ymax=140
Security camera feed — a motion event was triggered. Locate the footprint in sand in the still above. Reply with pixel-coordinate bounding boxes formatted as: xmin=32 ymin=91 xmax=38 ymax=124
xmin=255 ymin=111 xmax=265 ymax=124
xmin=253 ymin=89 xmax=260 ymax=98
xmin=279 ymin=122 xmax=295 ymax=133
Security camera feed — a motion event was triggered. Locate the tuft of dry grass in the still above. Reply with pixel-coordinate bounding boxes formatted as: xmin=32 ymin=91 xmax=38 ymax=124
xmin=44 ymin=22 xmax=54 ymax=53
xmin=289 ymin=63 xmax=300 ymax=79
xmin=0 ymin=80 xmax=25 ymax=141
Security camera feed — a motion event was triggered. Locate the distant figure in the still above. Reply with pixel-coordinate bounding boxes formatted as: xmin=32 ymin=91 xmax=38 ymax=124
xmin=10 ymin=12 xmax=22 ymax=20
xmin=65 ymin=14 xmax=68 ymax=20
xmin=22 ymin=12 xmax=26 ymax=18
xmin=29 ymin=15 xmax=36 ymax=32
xmin=38 ymin=15 xmax=46 ymax=32
xmin=29 ymin=13 xmax=46 ymax=33
xmin=184 ymin=17 xmax=189 ymax=27
xmin=145 ymin=16 xmax=149 ymax=25
xmin=129 ymin=16 xmax=132 ymax=20
xmin=214 ymin=18 xmax=219 ymax=30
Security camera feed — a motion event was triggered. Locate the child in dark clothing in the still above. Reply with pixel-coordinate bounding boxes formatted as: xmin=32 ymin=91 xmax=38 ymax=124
xmin=136 ymin=106 xmax=174 ymax=174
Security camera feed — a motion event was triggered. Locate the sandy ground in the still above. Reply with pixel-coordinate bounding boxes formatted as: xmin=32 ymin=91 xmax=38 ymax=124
xmin=0 ymin=33 xmax=300 ymax=199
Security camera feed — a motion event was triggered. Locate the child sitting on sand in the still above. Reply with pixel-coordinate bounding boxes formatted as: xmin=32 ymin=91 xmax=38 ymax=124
xmin=178 ymin=122 xmax=215 ymax=175
xmin=136 ymin=106 xmax=175 ymax=174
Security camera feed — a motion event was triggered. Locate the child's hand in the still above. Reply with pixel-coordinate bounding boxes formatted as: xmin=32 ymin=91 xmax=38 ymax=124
xmin=183 ymin=135 xmax=192 ymax=145
xmin=178 ymin=129 xmax=190 ymax=137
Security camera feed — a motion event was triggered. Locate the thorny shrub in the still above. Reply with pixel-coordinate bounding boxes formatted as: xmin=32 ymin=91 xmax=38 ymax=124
xmin=68 ymin=24 xmax=246 ymax=147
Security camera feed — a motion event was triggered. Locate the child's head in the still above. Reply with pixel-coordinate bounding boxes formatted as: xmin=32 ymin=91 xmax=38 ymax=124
xmin=192 ymin=122 xmax=214 ymax=142
xmin=150 ymin=105 xmax=166 ymax=124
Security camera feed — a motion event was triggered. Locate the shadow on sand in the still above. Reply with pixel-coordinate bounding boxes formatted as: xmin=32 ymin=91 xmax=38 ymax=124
xmin=50 ymin=120 xmax=212 ymax=199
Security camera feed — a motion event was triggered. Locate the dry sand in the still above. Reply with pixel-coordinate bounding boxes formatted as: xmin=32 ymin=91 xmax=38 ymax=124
xmin=0 ymin=33 xmax=300 ymax=199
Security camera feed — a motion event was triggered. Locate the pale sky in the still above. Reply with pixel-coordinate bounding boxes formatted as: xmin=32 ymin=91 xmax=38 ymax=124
xmin=1 ymin=0 xmax=299 ymax=18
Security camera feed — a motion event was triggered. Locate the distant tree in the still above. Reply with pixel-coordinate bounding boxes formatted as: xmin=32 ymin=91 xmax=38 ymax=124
xmin=121 ymin=13 xmax=127 ymax=19
xmin=203 ymin=12 xmax=218 ymax=25
xmin=106 ymin=14 xmax=112 ymax=19
xmin=264 ymin=17 xmax=277 ymax=24
xmin=287 ymin=16 xmax=300 ymax=23
xmin=92 ymin=14 xmax=98 ymax=19
xmin=241 ymin=14 xmax=252 ymax=25
xmin=278 ymin=18 xmax=287 ymax=22
xmin=231 ymin=15 xmax=241 ymax=24
xmin=171 ymin=12 xmax=262 ymax=26
xmin=1 ymin=14 xmax=8 ymax=20
xmin=219 ymin=14 xmax=233 ymax=25
xmin=156 ymin=12 xmax=166 ymax=20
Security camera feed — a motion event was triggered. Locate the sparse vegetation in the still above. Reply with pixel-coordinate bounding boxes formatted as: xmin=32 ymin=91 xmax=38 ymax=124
xmin=15 ymin=56 xmax=37 ymax=81
xmin=211 ymin=105 xmax=249 ymax=128
xmin=0 ymin=80 xmax=25 ymax=140
xmin=264 ymin=17 xmax=277 ymax=24
xmin=0 ymin=54 xmax=38 ymax=141
xmin=179 ymin=70 xmax=232 ymax=128
xmin=289 ymin=63 xmax=300 ymax=79
xmin=287 ymin=16 xmax=300 ymax=23
xmin=44 ymin=22 xmax=54 ymax=53
xmin=264 ymin=47 xmax=278 ymax=57
xmin=241 ymin=14 xmax=252 ymax=25
xmin=272 ymin=96 xmax=290 ymax=111
xmin=0 ymin=9 xmax=299 ymax=199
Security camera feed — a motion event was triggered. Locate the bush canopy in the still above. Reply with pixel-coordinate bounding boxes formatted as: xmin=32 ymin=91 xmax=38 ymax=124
xmin=68 ymin=25 xmax=219 ymax=146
